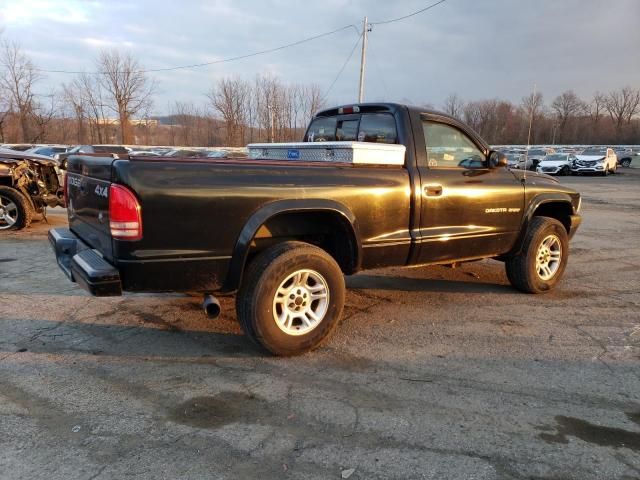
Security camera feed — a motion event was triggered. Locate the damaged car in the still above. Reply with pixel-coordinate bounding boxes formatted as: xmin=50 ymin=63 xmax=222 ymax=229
xmin=0 ymin=149 xmax=64 ymax=230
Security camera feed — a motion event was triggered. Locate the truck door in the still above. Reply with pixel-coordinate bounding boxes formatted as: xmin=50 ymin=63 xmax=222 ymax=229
xmin=414 ymin=116 xmax=524 ymax=264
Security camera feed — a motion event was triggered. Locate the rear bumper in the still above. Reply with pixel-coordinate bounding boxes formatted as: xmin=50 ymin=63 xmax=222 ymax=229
xmin=568 ymin=214 xmax=582 ymax=240
xmin=48 ymin=227 xmax=122 ymax=296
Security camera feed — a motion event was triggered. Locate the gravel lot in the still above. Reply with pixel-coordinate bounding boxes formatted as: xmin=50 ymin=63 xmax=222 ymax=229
xmin=1 ymin=170 xmax=639 ymax=480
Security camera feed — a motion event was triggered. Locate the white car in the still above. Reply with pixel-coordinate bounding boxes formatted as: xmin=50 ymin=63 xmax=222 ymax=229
xmin=536 ymin=153 xmax=576 ymax=176
xmin=526 ymin=147 xmax=555 ymax=171
xmin=572 ymin=147 xmax=618 ymax=176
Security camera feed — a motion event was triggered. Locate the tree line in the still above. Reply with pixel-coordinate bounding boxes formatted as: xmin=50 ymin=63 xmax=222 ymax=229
xmin=0 ymin=38 xmax=638 ymax=147
xmin=441 ymin=87 xmax=640 ymax=145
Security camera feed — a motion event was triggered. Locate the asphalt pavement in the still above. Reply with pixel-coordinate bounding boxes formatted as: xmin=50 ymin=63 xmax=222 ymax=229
xmin=0 ymin=170 xmax=639 ymax=479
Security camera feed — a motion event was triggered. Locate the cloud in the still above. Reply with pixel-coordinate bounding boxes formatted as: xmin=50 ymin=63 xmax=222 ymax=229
xmin=0 ymin=0 xmax=93 ymax=25
xmin=2 ymin=0 xmax=638 ymax=114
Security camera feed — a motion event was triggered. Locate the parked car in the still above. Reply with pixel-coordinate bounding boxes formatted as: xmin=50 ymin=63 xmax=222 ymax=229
xmin=614 ymin=147 xmax=637 ymax=168
xmin=25 ymin=146 xmax=69 ymax=158
xmin=1 ymin=144 xmax=36 ymax=151
xmin=572 ymin=147 xmax=618 ymax=175
xmin=525 ymin=148 xmax=555 ymax=170
xmin=50 ymin=102 xmax=582 ymax=356
xmin=556 ymin=147 xmax=579 ymax=155
xmin=150 ymin=147 xmax=174 ymax=155
xmin=536 ymin=153 xmax=576 ymax=176
xmin=166 ymin=149 xmax=208 ymax=158
xmin=55 ymin=145 xmax=131 ymax=169
xmin=505 ymin=153 xmax=533 ymax=170
xmin=129 ymin=150 xmax=161 ymax=157
xmin=0 ymin=149 xmax=64 ymax=230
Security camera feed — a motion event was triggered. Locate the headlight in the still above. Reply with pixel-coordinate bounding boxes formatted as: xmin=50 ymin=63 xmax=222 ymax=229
xmin=576 ymin=197 xmax=582 ymax=213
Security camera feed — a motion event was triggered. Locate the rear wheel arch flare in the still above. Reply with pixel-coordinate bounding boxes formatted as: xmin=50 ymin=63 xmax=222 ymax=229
xmin=225 ymin=200 xmax=361 ymax=291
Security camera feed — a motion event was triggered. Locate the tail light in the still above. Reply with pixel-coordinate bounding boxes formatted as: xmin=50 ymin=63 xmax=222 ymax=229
xmin=63 ymin=172 xmax=68 ymax=207
xmin=109 ymin=184 xmax=142 ymax=241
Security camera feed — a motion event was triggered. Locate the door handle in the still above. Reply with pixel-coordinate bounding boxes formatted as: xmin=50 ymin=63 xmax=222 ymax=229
xmin=423 ymin=184 xmax=443 ymax=196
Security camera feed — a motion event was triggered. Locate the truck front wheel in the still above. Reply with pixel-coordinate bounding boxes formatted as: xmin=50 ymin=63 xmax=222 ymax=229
xmin=505 ymin=217 xmax=569 ymax=293
xmin=236 ymin=241 xmax=345 ymax=356
xmin=0 ymin=186 xmax=33 ymax=230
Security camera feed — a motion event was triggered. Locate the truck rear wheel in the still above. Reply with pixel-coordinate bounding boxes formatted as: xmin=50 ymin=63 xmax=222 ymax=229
xmin=505 ymin=216 xmax=568 ymax=293
xmin=236 ymin=241 xmax=345 ymax=356
xmin=0 ymin=186 xmax=33 ymax=230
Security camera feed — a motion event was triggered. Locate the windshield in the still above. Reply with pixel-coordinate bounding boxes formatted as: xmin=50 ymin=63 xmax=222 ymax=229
xmin=581 ymin=148 xmax=605 ymax=156
xmin=528 ymin=149 xmax=547 ymax=156
xmin=544 ymin=154 xmax=567 ymax=161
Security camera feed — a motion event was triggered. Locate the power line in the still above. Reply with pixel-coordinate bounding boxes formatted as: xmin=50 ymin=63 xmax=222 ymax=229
xmin=370 ymin=0 xmax=448 ymax=25
xmin=33 ymin=0 xmax=449 ymax=76
xmin=35 ymin=24 xmax=360 ymax=75
xmin=321 ymin=32 xmax=364 ymax=102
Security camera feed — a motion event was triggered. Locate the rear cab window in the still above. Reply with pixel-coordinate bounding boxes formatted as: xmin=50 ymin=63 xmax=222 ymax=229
xmin=305 ymin=113 xmax=398 ymax=145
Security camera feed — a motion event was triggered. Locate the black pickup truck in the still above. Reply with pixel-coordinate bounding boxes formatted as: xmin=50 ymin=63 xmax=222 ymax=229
xmin=50 ymin=103 xmax=582 ymax=355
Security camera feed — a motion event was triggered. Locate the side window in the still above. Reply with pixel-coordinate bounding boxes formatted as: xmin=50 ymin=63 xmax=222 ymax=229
xmin=357 ymin=113 xmax=398 ymax=144
xmin=422 ymin=121 xmax=486 ymax=169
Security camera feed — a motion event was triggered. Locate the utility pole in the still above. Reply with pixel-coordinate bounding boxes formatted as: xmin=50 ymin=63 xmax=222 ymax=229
xmin=358 ymin=16 xmax=369 ymax=104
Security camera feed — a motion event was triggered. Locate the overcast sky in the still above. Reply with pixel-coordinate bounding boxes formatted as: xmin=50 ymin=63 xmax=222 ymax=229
xmin=1 ymin=0 xmax=639 ymax=115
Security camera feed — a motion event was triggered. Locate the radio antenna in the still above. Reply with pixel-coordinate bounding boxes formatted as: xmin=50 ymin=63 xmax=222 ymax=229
xmin=524 ymin=83 xmax=537 ymax=183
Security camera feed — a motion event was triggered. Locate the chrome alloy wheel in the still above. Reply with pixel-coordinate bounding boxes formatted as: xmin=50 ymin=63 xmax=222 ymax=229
xmin=536 ymin=234 xmax=562 ymax=281
xmin=272 ymin=269 xmax=329 ymax=336
xmin=0 ymin=194 xmax=18 ymax=229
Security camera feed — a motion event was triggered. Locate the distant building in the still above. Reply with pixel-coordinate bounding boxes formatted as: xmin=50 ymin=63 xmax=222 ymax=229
xmin=97 ymin=118 xmax=159 ymax=127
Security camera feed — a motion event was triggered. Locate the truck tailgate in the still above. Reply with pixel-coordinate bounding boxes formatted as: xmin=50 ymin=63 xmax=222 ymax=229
xmin=66 ymin=155 xmax=117 ymax=260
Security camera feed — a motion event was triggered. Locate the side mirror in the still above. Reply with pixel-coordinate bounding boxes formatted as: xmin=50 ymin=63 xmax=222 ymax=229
xmin=489 ymin=150 xmax=508 ymax=168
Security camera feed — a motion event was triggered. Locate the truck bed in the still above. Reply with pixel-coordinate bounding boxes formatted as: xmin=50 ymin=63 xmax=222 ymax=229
xmin=65 ymin=154 xmax=413 ymax=293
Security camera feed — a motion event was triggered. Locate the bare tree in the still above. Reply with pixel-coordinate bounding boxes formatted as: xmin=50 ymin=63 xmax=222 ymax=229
xmin=588 ymin=92 xmax=606 ymax=125
xmin=63 ymin=81 xmax=88 ymax=143
xmin=551 ymin=90 xmax=585 ymax=143
xmin=70 ymin=73 xmax=109 ymax=143
xmin=254 ymin=75 xmax=281 ymax=143
xmin=30 ymin=92 xmax=56 ymax=142
xmin=605 ymin=86 xmax=640 ymax=139
xmin=207 ymin=77 xmax=251 ymax=146
xmin=521 ymin=92 xmax=545 ymax=144
xmin=96 ymin=50 xmax=155 ymax=144
xmin=443 ymin=93 xmax=464 ymax=118
xmin=299 ymin=84 xmax=324 ymax=127
xmin=0 ymin=40 xmax=42 ymax=142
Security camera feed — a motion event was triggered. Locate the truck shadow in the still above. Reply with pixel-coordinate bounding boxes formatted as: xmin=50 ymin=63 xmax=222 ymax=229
xmin=346 ymin=274 xmax=514 ymax=294
xmin=4 ymin=318 xmax=260 ymax=360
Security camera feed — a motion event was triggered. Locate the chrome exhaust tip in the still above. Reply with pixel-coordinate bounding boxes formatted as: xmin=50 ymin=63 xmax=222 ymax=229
xmin=203 ymin=294 xmax=221 ymax=319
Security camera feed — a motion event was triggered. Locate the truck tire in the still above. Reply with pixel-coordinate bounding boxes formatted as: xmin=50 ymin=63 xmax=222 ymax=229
xmin=505 ymin=216 xmax=568 ymax=294
xmin=236 ymin=241 xmax=345 ymax=356
xmin=0 ymin=186 xmax=33 ymax=230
